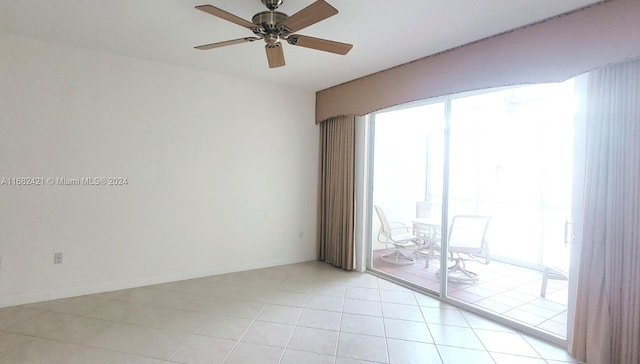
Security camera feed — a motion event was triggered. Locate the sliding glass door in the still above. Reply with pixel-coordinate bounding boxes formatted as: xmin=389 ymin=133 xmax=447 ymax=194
xmin=447 ymin=81 xmax=575 ymax=338
xmin=370 ymin=101 xmax=445 ymax=294
xmin=366 ymin=80 xmax=576 ymax=340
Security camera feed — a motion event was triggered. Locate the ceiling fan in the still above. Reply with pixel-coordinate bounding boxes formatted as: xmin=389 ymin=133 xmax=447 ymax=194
xmin=194 ymin=0 xmax=353 ymax=68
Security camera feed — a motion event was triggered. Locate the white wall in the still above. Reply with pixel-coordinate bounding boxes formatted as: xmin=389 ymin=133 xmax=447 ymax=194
xmin=0 ymin=34 xmax=318 ymax=307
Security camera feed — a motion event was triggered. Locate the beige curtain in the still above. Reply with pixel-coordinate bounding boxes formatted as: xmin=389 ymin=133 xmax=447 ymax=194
xmin=318 ymin=115 xmax=355 ymax=270
xmin=571 ymin=59 xmax=640 ymax=364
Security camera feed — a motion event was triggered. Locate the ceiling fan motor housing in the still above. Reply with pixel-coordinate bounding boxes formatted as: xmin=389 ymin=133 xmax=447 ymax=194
xmin=251 ymin=11 xmax=289 ymax=44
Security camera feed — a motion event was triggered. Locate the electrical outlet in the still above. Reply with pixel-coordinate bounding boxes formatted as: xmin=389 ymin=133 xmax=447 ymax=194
xmin=54 ymin=252 xmax=63 ymax=264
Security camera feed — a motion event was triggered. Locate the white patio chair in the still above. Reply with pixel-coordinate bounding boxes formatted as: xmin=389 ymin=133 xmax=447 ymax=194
xmin=414 ymin=201 xmax=442 ymax=265
xmin=540 ymin=267 xmax=568 ymax=297
xmin=374 ymin=205 xmax=420 ymax=265
xmin=436 ymin=215 xmax=492 ymax=283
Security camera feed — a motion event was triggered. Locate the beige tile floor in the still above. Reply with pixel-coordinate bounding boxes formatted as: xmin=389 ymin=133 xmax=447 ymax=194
xmin=0 ymin=261 xmax=577 ymax=363
xmin=373 ymin=249 xmax=569 ymax=339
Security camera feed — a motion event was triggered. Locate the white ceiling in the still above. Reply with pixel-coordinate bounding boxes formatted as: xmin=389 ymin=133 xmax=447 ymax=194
xmin=1 ymin=0 xmax=600 ymax=91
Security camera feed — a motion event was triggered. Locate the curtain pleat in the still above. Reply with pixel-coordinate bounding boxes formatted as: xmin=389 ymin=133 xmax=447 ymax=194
xmin=571 ymin=58 xmax=640 ymax=364
xmin=318 ymin=115 xmax=355 ymax=270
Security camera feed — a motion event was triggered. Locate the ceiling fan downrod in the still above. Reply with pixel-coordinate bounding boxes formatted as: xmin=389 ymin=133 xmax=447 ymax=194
xmin=262 ymin=0 xmax=283 ymax=11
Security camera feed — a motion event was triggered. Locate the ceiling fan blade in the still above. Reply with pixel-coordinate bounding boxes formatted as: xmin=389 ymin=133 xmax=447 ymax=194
xmin=282 ymin=0 xmax=338 ymax=32
xmin=195 ymin=37 xmax=261 ymax=50
xmin=265 ymin=44 xmax=286 ymax=68
xmin=195 ymin=5 xmax=256 ymax=29
xmin=287 ymin=35 xmax=352 ymax=55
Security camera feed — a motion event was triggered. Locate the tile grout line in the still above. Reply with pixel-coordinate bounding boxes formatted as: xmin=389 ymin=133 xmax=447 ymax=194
xmin=376 ymin=278 xmax=392 ymax=364
xmin=414 ymin=289 xmax=446 ymax=364
xmin=333 ymin=289 xmax=346 ymax=362
xmin=220 ymin=300 xmax=267 ymax=364
xmin=276 ymin=292 xmax=308 ymax=364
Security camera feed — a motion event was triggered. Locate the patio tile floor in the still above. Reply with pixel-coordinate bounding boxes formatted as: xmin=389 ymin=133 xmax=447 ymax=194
xmin=372 ymin=249 xmax=569 ymax=338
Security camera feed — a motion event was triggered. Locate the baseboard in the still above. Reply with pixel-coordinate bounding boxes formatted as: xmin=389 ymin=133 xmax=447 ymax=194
xmin=0 ymin=254 xmax=314 ymax=308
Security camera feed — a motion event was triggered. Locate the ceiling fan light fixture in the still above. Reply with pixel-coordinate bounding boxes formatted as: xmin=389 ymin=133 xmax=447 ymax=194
xmin=264 ymin=33 xmax=280 ymax=46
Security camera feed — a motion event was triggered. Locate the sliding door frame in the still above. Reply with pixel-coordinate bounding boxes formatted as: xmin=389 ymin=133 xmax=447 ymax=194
xmin=361 ymin=87 xmax=572 ymax=347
